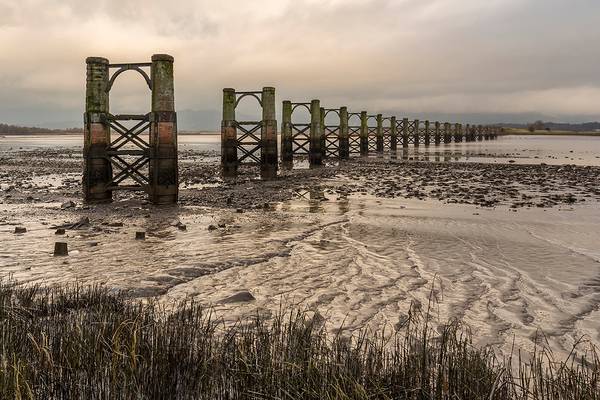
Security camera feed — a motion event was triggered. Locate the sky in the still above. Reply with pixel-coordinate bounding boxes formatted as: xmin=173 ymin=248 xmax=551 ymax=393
xmin=1 ymin=0 xmax=599 ymax=129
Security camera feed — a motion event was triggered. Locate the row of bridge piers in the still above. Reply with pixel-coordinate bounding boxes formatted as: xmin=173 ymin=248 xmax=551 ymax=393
xmin=221 ymin=88 xmax=502 ymax=174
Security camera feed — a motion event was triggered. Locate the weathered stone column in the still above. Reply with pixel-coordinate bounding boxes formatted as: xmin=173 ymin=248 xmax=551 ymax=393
xmin=376 ymin=114 xmax=384 ymax=152
xmin=339 ymin=107 xmax=349 ymax=159
xmin=434 ymin=121 xmax=441 ymax=145
xmin=455 ymin=123 xmax=462 ymax=142
xmin=261 ymin=87 xmax=278 ymax=176
xmin=402 ymin=117 xmax=409 ymax=148
xmin=281 ymin=100 xmax=293 ymax=162
xmin=221 ymin=88 xmax=238 ymax=175
xmin=360 ymin=111 xmax=368 ymax=156
xmin=150 ymin=54 xmax=178 ymax=204
xmin=83 ymin=57 xmax=112 ymax=203
xmin=309 ymin=99 xmax=322 ymax=166
xmin=390 ymin=116 xmax=397 ymax=151
xmin=320 ymin=107 xmax=327 ymax=158
xmin=444 ymin=123 xmax=451 ymax=144
xmin=424 ymin=120 xmax=430 ymax=146
xmin=413 ymin=119 xmax=420 ymax=147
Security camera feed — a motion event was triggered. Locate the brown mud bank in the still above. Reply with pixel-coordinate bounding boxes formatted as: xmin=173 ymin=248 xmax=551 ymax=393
xmin=1 ymin=148 xmax=599 ymax=211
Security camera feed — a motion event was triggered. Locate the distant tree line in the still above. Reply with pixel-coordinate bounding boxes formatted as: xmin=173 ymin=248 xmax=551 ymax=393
xmin=523 ymin=121 xmax=600 ymax=132
xmin=0 ymin=123 xmax=82 ymax=134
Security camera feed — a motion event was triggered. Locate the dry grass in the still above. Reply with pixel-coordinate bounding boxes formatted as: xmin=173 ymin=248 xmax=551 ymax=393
xmin=0 ymin=279 xmax=598 ymax=399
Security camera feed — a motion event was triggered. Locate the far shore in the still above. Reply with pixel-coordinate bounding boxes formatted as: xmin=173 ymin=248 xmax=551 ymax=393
xmin=3 ymin=129 xmax=600 ymax=137
xmin=502 ymin=127 xmax=600 ymax=137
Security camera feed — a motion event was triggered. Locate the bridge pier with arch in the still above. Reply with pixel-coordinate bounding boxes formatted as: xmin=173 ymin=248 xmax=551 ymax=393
xmin=83 ymin=54 xmax=178 ymax=205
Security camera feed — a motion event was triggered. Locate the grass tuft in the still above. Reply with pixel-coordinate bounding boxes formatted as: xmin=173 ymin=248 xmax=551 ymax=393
xmin=0 ymin=278 xmax=598 ymax=399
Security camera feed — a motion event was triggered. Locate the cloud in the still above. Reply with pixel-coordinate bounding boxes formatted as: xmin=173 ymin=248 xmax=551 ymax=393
xmin=1 ymin=0 xmax=600 ymax=127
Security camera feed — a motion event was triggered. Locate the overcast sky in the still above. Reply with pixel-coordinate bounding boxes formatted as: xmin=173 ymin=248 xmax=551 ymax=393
xmin=1 ymin=0 xmax=599 ymax=128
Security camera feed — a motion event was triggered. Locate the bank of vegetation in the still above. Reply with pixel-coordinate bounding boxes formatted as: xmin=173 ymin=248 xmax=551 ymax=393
xmin=0 ymin=123 xmax=82 ymax=135
xmin=0 ymin=279 xmax=598 ymax=399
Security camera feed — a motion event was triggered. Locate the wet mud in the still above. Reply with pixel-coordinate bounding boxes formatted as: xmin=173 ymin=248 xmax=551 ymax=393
xmin=1 ymin=145 xmax=600 ymax=360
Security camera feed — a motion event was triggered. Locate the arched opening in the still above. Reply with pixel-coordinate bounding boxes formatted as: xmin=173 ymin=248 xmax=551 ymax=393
xmin=107 ymin=68 xmax=153 ymax=189
xmin=323 ymin=109 xmax=341 ymax=126
xmin=290 ymin=103 xmax=311 ymax=125
xmin=234 ymin=94 xmax=263 ymax=123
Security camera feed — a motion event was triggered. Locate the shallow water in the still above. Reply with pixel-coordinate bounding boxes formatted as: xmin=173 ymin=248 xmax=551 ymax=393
xmin=2 ymin=134 xmax=600 ymax=166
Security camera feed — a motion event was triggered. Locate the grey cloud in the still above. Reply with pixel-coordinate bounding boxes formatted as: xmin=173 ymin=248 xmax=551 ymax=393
xmin=1 ymin=0 xmax=600 ymax=129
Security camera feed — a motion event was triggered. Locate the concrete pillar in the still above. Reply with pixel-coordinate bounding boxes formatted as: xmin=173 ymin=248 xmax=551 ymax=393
xmin=444 ymin=123 xmax=451 ymax=144
xmin=281 ymin=100 xmax=293 ymax=162
xmin=360 ymin=111 xmax=368 ymax=156
xmin=376 ymin=114 xmax=384 ymax=152
xmin=413 ymin=119 xmax=420 ymax=147
xmin=402 ymin=117 xmax=409 ymax=148
xmin=320 ymin=107 xmax=327 ymax=158
xmin=221 ymin=88 xmax=237 ymax=175
xmin=150 ymin=54 xmax=178 ymax=204
xmin=424 ymin=120 xmax=430 ymax=146
xmin=434 ymin=121 xmax=441 ymax=145
xmin=390 ymin=116 xmax=397 ymax=151
xmin=339 ymin=107 xmax=349 ymax=159
xmin=309 ymin=100 xmax=322 ymax=166
xmin=455 ymin=123 xmax=461 ymax=142
xmin=83 ymin=56 xmax=112 ymax=203
xmin=261 ymin=87 xmax=278 ymax=175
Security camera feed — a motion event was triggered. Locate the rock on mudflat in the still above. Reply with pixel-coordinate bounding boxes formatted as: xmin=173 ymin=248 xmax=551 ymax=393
xmin=61 ymin=201 xmax=76 ymax=209
xmin=14 ymin=227 xmax=26 ymax=234
xmin=220 ymin=291 xmax=256 ymax=304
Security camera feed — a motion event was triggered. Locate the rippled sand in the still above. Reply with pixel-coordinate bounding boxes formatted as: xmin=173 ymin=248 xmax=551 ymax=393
xmin=2 ymin=192 xmax=599 ymax=359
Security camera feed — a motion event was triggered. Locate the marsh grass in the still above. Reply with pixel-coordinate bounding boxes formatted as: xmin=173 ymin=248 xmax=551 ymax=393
xmin=0 ymin=279 xmax=598 ymax=399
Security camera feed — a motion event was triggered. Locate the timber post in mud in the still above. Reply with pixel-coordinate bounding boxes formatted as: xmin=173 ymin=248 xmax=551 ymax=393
xmin=360 ymin=111 xmax=368 ymax=155
xmin=339 ymin=107 xmax=350 ymax=159
xmin=261 ymin=87 xmax=278 ymax=176
xmin=376 ymin=114 xmax=384 ymax=152
xmin=309 ymin=99 xmax=322 ymax=165
xmin=390 ymin=116 xmax=398 ymax=151
xmin=221 ymin=88 xmax=237 ymax=174
xmin=150 ymin=54 xmax=178 ymax=204
xmin=281 ymin=100 xmax=293 ymax=162
xmin=84 ymin=57 xmax=112 ymax=203
xmin=424 ymin=120 xmax=431 ymax=145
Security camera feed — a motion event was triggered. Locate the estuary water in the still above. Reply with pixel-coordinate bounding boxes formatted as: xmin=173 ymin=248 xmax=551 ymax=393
xmin=1 ymin=133 xmax=600 ymax=166
xmin=1 ymin=133 xmax=599 ymax=359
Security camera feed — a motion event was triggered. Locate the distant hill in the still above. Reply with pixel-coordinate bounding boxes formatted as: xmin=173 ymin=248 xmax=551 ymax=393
xmin=0 ymin=123 xmax=82 ymax=135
